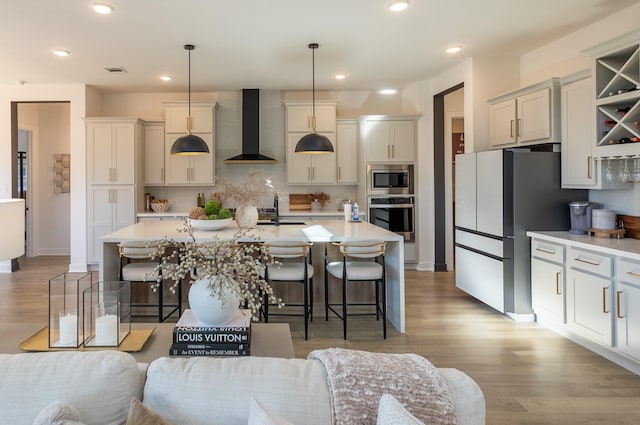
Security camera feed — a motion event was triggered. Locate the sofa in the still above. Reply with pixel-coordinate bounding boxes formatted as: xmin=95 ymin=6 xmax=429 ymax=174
xmin=0 ymin=350 xmax=485 ymax=425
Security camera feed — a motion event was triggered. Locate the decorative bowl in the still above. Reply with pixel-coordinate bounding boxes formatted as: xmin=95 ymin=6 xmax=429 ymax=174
xmin=150 ymin=200 xmax=170 ymax=212
xmin=189 ymin=217 xmax=233 ymax=231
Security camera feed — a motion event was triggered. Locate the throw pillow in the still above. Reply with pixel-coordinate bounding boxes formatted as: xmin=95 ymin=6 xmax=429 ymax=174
xmin=32 ymin=401 xmax=84 ymax=425
xmin=248 ymin=397 xmax=294 ymax=425
xmin=126 ymin=398 xmax=174 ymax=425
xmin=377 ymin=394 xmax=426 ymax=425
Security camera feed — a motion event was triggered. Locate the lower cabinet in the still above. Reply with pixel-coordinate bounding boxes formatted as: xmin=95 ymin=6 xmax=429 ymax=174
xmin=87 ymin=185 xmax=135 ymax=264
xmin=616 ymin=258 xmax=640 ymax=362
xmin=566 ymin=268 xmax=613 ymax=346
xmin=531 ymin=258 xmax=565 ymax=325
xmin=529 ymin=234 xmax=640 ymax=373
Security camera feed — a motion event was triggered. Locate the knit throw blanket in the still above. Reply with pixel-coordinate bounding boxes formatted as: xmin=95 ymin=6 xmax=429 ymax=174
xmin=308 ymin=348 xmax=457 ymax=425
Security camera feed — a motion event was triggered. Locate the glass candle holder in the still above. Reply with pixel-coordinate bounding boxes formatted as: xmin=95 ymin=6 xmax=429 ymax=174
xmin=48 ymin=272 xmax=92 ymax=348
xmin=83 ymin=281 xmax=131 ymax=347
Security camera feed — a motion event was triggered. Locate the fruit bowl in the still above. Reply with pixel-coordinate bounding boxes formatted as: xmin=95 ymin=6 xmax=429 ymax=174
xmin=189 ymin=217 xmax=233 ymax=230
xmin=150 ymin=200 xmax=170 ymax=212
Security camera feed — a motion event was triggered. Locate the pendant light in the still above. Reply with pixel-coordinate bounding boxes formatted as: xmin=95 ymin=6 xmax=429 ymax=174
xmin=170 ymin=44 xmax=210 ymax=156
xmin=295 ymin=43 xmax=334 ymax=154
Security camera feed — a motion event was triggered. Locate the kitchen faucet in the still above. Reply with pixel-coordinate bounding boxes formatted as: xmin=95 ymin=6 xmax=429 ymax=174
xmin=273 ymin=193 xmax=280 ymax=226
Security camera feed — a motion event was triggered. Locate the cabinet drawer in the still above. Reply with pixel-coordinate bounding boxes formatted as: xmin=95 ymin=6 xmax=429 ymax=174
xmin=618 ymin=257 xmax=640 ymax=285
xmin=531 ymin=239 xmax=564 ymax=264
xmin=567 ymin=246 xmax=612 ymax=277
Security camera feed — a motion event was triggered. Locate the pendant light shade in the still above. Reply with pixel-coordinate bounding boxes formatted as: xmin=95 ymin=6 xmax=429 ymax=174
xmin=170 ymin=44 xmax=209 ymax=156
xmin=295 ymin=43 xmax=334 ymax=154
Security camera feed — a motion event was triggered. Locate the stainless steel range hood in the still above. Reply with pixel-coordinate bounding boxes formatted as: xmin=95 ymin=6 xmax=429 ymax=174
xmin=223 ymin=89 xmax=277 ymax=164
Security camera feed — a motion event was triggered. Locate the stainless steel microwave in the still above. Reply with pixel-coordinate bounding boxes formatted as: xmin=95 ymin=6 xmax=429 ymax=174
xmin=367 ymin=164 xmax=414 ymax=195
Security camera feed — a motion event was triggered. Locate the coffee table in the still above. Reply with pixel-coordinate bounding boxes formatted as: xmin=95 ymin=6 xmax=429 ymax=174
xmin=0 ymin=322 xmax=295 ymax=362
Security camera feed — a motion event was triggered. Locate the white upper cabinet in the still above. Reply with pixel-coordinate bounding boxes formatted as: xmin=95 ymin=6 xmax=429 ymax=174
xmin=488 ymin=78 xmax=561 ymax=148
xmin=561 ymin=72 xmax=596 ymax=188
xmin=163 ymin=102 xmax=216 ymax=186
xmin=285 ymin=102 xmax=336 ymax=133
xmin=286 ymin=133 xmax=336 ymax=184
xmin=336 ymin=120 xmax=358 ymax=184
xmin=165 ymin=105 xmax=214 ymax=133
xmin=86 ymin=118 xmax=143 ymax=185
xmin=284 ymin=100 xmax=338 ymax=185
xmin=361 ymin=116 xmax=419 ymax=163
xmin=143 ymin=122 xmax=165 ymax=185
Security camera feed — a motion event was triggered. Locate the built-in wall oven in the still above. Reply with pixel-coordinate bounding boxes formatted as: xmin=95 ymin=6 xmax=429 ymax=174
xmin=368 ymin=196 xmax=415 ymax=242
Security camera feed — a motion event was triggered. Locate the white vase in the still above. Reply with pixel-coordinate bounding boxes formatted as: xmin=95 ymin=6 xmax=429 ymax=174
xmin=235 ymin=204 xmax=259 ymax=229
xmin=188 ymin=277 xmax=241 ymax=326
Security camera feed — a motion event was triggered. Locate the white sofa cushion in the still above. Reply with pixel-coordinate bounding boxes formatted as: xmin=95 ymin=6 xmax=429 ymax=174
xmin=247 ymin=397 xmax=294 ymax=425
xmin=144 ymin=356 xmax=332 ymax=425
xmin=0 ymin=351 xmax=142 ymax=425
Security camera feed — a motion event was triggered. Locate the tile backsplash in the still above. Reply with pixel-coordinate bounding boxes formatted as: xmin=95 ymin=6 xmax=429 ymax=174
xmin=589 ymin=184 xmax=639 ymax=216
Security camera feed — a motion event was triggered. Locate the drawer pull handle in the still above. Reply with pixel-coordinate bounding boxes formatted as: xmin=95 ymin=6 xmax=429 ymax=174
xmin=574 ymin=257 xmax=601 ymax=266
xmin=617 ymin=290 xmax=624 ymax=319
xmin=603 ymin=287 xmax=609 ymax=314
xmin=536 ymin=247 xmax=556 ymax=255
xmin=627 ymin=271 xmax=640 ymax=279
xmin=555 ymin=272 xmax=561 ymax=295
xmin=587 ymin=156 xmax=592 ymax=179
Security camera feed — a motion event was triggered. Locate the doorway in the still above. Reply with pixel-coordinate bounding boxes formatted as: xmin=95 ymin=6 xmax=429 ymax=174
xmin=433 ymin=83 xmax=464 ymax=272
xmin=11 ymin=102 xmax=71 ymax=258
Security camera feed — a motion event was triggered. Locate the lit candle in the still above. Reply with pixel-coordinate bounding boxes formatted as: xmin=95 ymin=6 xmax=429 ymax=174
xmin=95 ymin=314 xmax=118 ymax=345
xmin=59 ymin=313 xmax=77 ymax=346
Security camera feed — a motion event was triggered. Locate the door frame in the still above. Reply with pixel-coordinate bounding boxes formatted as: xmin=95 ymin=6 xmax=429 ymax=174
xmin=445 ymin=111 xmax=463 ymax=271
xmin=433 ymin=82 xmax=464 ymax=272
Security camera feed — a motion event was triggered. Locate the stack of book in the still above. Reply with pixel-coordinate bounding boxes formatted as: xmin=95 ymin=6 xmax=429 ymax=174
xmin=170 ymin=309 xmax=251 ymax=357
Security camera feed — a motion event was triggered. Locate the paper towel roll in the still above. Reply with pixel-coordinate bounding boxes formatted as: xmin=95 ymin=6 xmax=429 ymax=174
xmin=343 ymin=203 xmax=352 ymax=222
xmin=592 ymin=209 xmax=616 ymax=230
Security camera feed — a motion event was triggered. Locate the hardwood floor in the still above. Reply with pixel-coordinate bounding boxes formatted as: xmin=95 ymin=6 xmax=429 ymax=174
xmin=2 ymin=256 xmax=640 ymax=424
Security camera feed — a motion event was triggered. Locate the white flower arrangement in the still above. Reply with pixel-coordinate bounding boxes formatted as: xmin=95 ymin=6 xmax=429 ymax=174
xmin=154 ymin=220 xmax=283 ymax=320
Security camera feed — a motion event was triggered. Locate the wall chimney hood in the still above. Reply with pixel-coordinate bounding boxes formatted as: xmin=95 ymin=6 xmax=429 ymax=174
xmin=224 ymin=89 xmax=277 ymax=164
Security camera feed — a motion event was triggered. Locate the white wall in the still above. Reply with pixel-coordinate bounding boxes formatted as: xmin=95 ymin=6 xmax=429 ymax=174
xmin=0 ymin=84 xmax=88 ymax=272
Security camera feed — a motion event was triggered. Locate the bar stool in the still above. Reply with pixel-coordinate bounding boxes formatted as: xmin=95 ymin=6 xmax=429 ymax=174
xmin=262 ymin=241 xmax=314 ymax=340
xmin=118 ymin=241 xmax=182 ymax=322
xmin=325 ymin=240 xmax=387 ymax=339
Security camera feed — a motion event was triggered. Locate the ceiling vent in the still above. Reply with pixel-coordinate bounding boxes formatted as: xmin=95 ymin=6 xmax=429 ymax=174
xmin=105 ymin=67 xmax=127 ymax=73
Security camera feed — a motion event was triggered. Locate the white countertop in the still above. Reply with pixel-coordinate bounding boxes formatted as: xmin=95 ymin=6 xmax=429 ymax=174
xmin=526 ymin=231 xmax=640 ymax=261
xmin=104 ymin=219 xmax=400 ymax=243
xmin=136 ymin=210 xmax=362 ymax=218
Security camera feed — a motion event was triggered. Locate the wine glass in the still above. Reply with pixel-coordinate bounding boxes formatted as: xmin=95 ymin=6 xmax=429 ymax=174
xmin=618 ymin=158 xmax=630 ymax=183
xmin=633 ymin=158 xmax=640 ymax=183
xmin=605 ymin=158 xmax=614 ymax=182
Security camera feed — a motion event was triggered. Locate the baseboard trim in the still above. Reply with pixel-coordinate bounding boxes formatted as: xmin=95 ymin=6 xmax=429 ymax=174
xmin=506 ymin=312 xmax=536 ymax=322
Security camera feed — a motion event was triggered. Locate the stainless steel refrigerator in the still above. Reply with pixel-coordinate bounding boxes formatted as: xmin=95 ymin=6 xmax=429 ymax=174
xmin=454 ymin=149 xmax=587 ymax=318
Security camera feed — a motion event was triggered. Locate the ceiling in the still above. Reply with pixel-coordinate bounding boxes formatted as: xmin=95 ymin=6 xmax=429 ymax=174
xmin=3 ymin=0 xmax=639 ymax=93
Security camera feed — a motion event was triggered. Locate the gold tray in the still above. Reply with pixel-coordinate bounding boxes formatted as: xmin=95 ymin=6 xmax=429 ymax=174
xmin=19 ymin=326 xmax=155 ymax=352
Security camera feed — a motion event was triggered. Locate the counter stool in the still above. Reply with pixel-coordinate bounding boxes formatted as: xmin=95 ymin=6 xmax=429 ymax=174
xmin=262 ymin=241 xmax=314 ymax=340
xmin=118 ymin=241 xmax=182 ymax=322
xmin=325 ymin=240 xmax=387 ymax=339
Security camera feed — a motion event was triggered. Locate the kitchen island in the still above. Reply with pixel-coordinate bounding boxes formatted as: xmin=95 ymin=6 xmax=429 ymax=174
xmin=101 ymin=219 xmax=406 ymax=332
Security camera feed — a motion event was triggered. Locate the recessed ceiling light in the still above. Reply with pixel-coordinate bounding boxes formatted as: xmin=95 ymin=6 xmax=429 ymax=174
xmin=53 ymin=49 xmax=70 ymax=57
xmin=334 ymin=73 xmax=348 ymax=80
xmin=92 ymin=2 xmax=114 ymax=14
xmin=388 ymin=1 xmax=409 ymax=12
xmin=445 ymin=45 xmax=462 ymax=54
xmin=160 ymin=75 xmax=173 ymax=82
xmin=378 ymin=88 xmax=398 ymax=95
